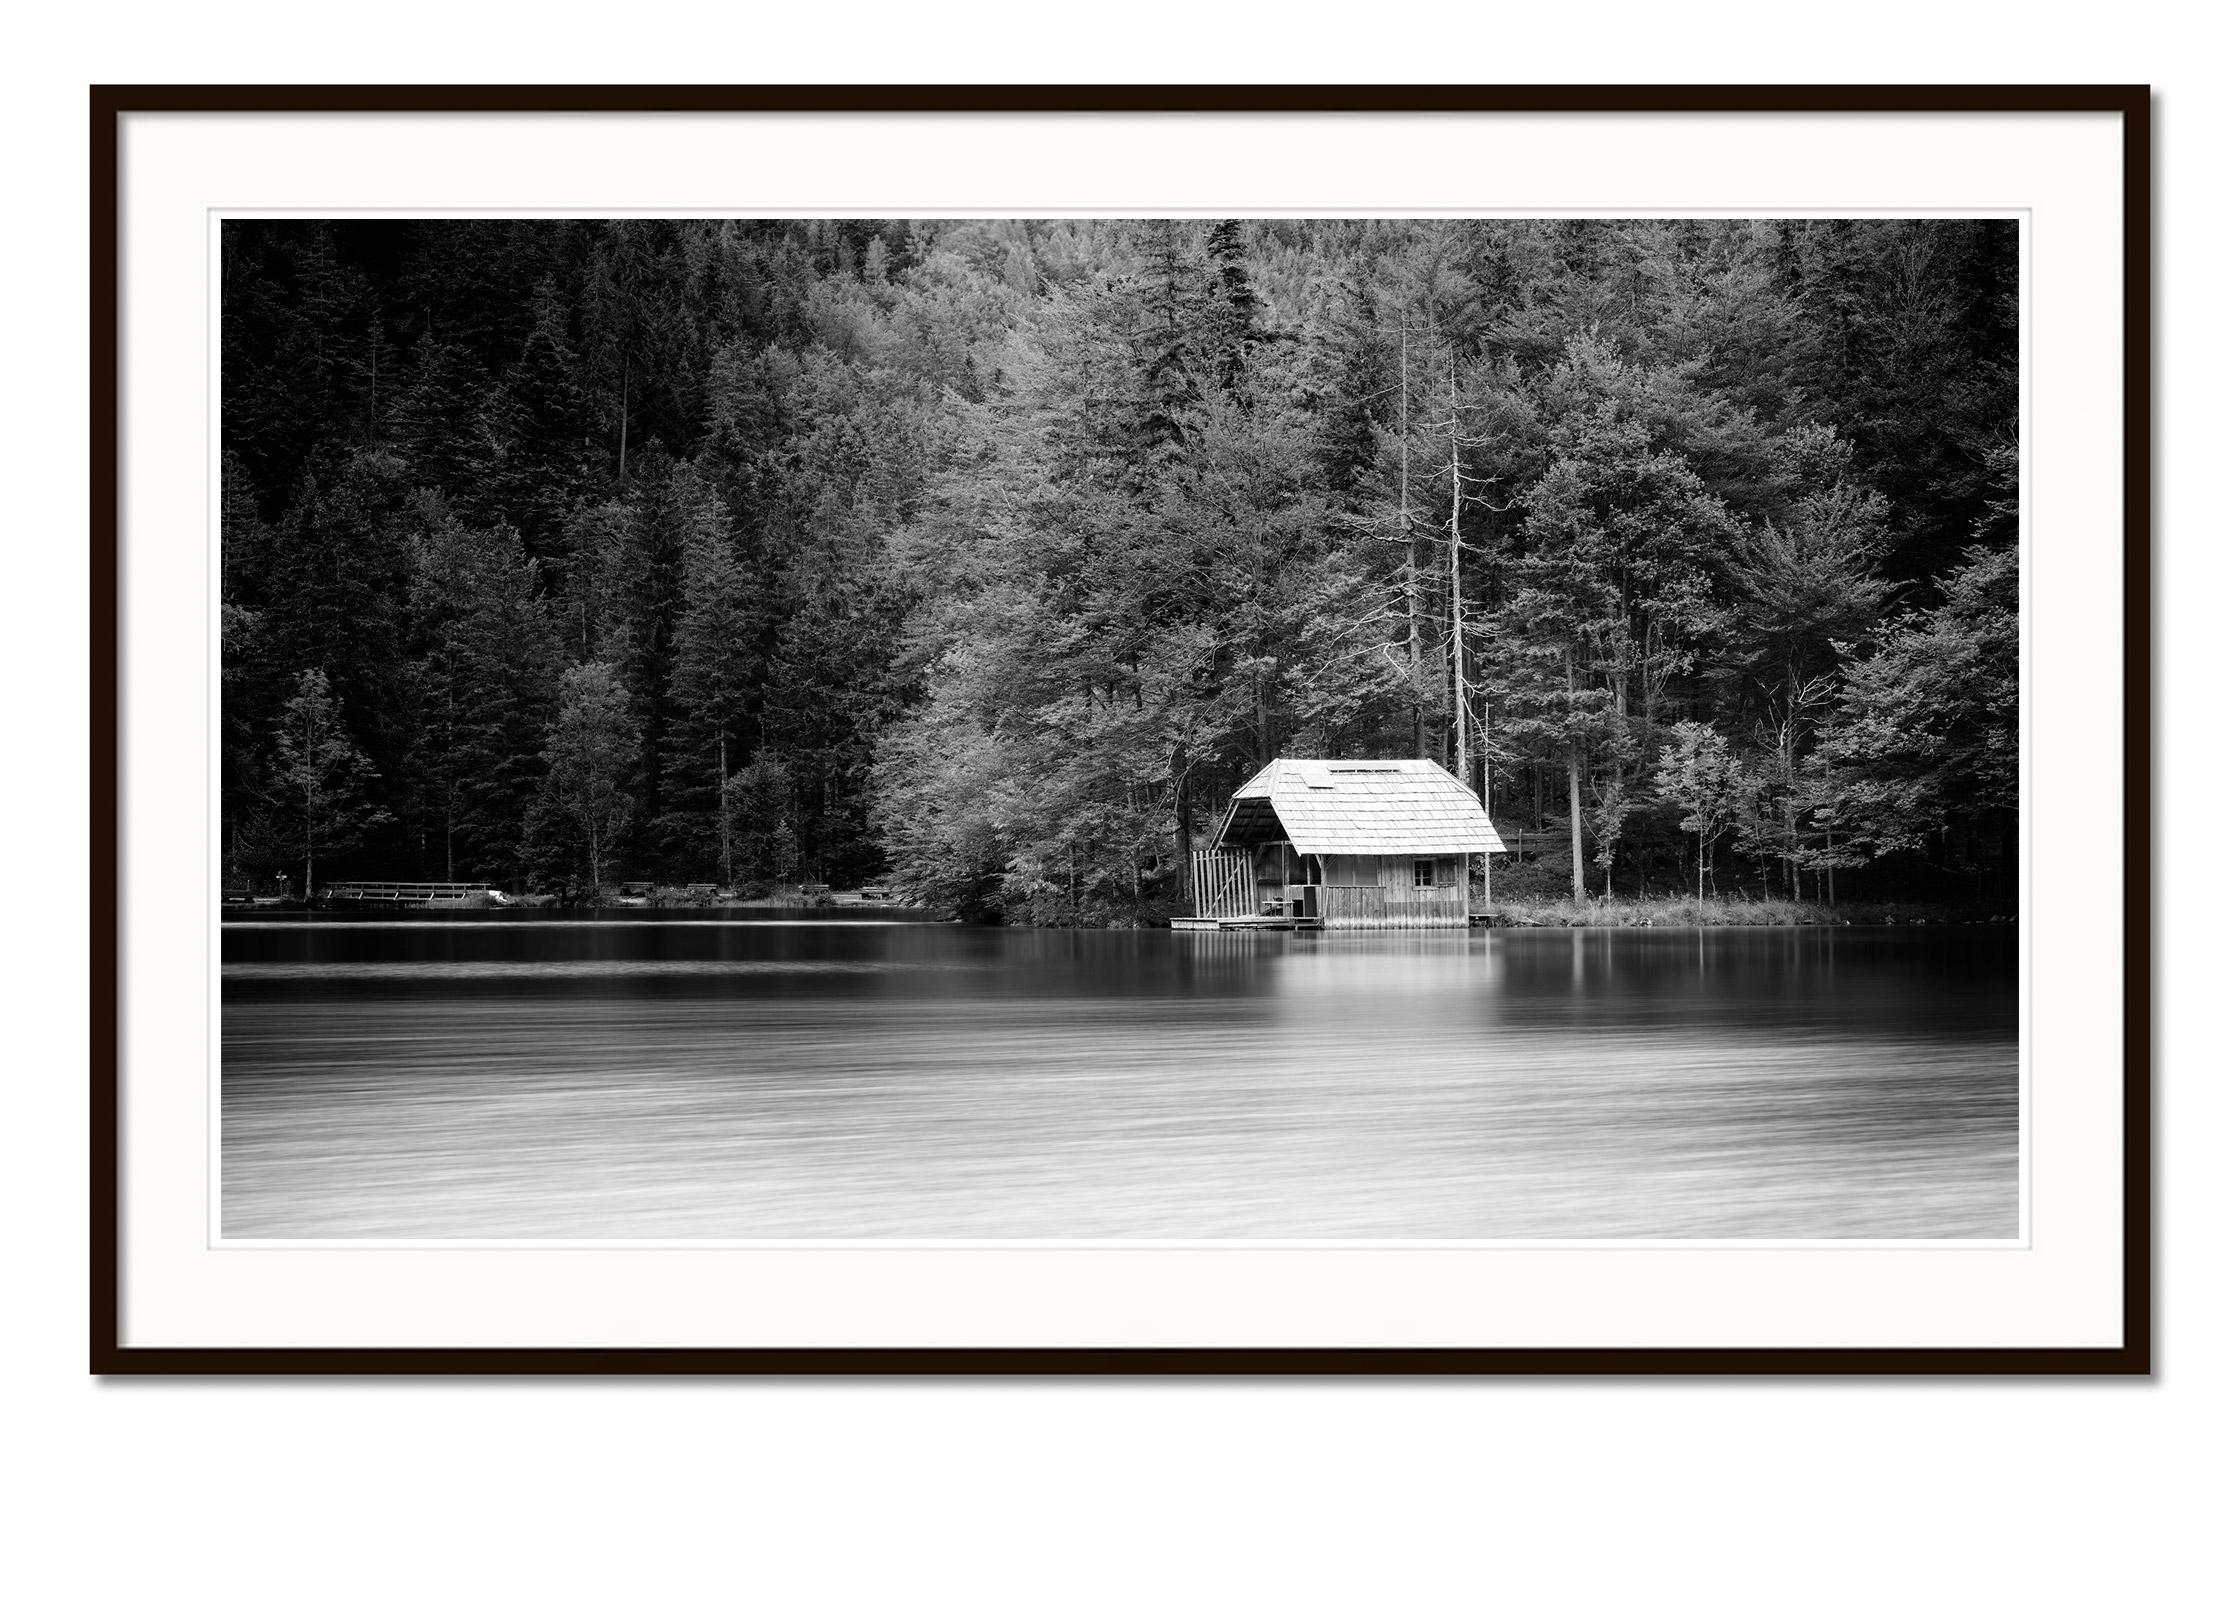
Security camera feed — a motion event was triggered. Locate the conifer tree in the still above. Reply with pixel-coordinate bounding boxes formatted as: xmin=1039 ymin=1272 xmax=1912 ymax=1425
xmin=469 ymin=279 xmax=598 ymax=571
xmin=612 ymin=458 xmax=718 ymax=832
xmin=1204 ymin=220 xmax=1260 ymax=392
xmin=403 ymin=499 xmax=561 ymax=886
xmin=1125 ymin=219 xmax=1208 ymax=478
xmin=257 ymin=446 xmax=417 ymax=823
xmin=390 ymin=332 xmax=489 ymax=502
xmin=658 ymin=518 xmax=762 ymax=876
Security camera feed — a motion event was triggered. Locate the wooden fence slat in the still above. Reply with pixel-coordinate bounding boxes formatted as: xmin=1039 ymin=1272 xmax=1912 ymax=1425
xmin=1191 ymin=848 xmax=1255 ymax=920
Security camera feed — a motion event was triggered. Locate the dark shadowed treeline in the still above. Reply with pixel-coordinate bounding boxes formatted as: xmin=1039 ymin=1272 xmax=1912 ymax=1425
xmin=221 ymin=217 xmax=2018 ymax=918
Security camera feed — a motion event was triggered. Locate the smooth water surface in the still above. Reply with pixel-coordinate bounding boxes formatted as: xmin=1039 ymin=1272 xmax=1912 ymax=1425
xmin=221 ymin=918 xmax=2018 ymax=1239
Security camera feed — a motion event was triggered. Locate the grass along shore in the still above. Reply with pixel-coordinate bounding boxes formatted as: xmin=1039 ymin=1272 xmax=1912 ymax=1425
xmin=1469 ymin=896 xmax=2012 ymax=928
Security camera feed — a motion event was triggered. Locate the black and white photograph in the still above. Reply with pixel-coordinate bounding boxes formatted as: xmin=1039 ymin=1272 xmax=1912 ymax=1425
xmin=28 ymin=41 xmax=2206 ymax=1600
xmin=217 ymin=214 xmax=2023 ymax=1242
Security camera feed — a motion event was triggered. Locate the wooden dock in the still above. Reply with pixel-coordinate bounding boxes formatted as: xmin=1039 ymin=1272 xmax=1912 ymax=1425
xmin=1170 ymin=914 xmax=1325 ymax=931
xmin=1173 ymin=909 xmax=1506 ymax=931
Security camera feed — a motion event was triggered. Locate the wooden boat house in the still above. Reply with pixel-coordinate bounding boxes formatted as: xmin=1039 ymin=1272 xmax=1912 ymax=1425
xmin=1178 ymin=759 xmax=1506 ymax=929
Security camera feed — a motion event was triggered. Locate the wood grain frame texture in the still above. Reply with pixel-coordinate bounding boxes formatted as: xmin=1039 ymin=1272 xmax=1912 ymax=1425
xmin=90 ymin=84 xmax=2153 ymax=1377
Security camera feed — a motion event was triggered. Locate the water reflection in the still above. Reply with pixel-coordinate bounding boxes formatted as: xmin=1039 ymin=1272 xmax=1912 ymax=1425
xmin=221 ymin=922 xmax=2018 ymax=1240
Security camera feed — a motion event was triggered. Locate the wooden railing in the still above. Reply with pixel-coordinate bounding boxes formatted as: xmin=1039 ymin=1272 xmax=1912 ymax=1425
xmin=322 ymin=881 xmax=501 ymax=903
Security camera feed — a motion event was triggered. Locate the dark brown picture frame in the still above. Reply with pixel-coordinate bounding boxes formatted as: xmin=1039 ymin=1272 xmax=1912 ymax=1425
xmin=92 ymin=84 xmax=2152 ymax=1376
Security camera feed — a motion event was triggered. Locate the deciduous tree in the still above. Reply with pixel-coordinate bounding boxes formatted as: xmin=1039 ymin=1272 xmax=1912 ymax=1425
xmin=1654 ymin=721 xmax=1746 ymax=900
xmin=531 ymin=662 xmax=637 ymax=896
xmin=271 ymin=667 xmax=388 ymax=897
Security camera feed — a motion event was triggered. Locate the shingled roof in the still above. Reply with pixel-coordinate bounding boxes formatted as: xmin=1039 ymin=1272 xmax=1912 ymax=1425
xmin=1216 ymin=759 xmax=1507 ymax=855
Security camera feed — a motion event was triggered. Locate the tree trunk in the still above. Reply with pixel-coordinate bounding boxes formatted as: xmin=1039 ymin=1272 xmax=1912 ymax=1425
xmin=617 ymin=363 xmax=629 ymax=479
xmin=1564 ymin=655 xmax=1586 ymax=907
xmin=1174 ymin=763 xmax=1193 ymax=886
xmin=1567 ymin=746 xmax=1586 ymax=908
xmin=718 ymin=730 xmax=732 ymax=886
xmin=1480 ymin=750 xmax=1496 ymax=912
xmin=1401 ymin=321 xmax=1423 ymax=760
xmin=1448 ymin=353 xmax=1468 ymax=785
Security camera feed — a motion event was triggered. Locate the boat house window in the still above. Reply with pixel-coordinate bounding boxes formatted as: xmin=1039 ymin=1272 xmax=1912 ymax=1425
xmin=1413 ymin=858 xmax=1436 ymax=887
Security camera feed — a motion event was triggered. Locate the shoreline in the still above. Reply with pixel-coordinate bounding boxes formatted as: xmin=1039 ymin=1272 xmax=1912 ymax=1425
xmin=223 ymin=898 xmax=2009 ymax=931
xmin=1460 ymin=897 xmax=2013 ymax=930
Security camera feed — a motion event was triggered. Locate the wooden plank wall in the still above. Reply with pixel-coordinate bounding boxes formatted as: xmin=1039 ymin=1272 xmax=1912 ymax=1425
xmin=1321 ymin=882 xmax=1468 ymax=928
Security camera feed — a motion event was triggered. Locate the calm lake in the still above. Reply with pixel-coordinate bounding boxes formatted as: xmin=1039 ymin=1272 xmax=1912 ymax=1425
xmin=220 ymin=915 xmax=2019 ymax=1240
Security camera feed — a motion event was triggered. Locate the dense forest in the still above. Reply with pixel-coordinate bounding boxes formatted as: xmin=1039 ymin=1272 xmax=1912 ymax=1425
xmin=221 ymin=217 xmax=2019 ymax=920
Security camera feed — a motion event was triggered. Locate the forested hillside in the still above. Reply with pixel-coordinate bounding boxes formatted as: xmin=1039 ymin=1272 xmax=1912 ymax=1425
xmin=221 ymin=217 xmax=2018 ymax=918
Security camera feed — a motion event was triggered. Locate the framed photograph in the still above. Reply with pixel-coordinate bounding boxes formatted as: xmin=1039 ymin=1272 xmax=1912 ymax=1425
xmin=95 ymin=86 xmax=2149 ymax=1374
